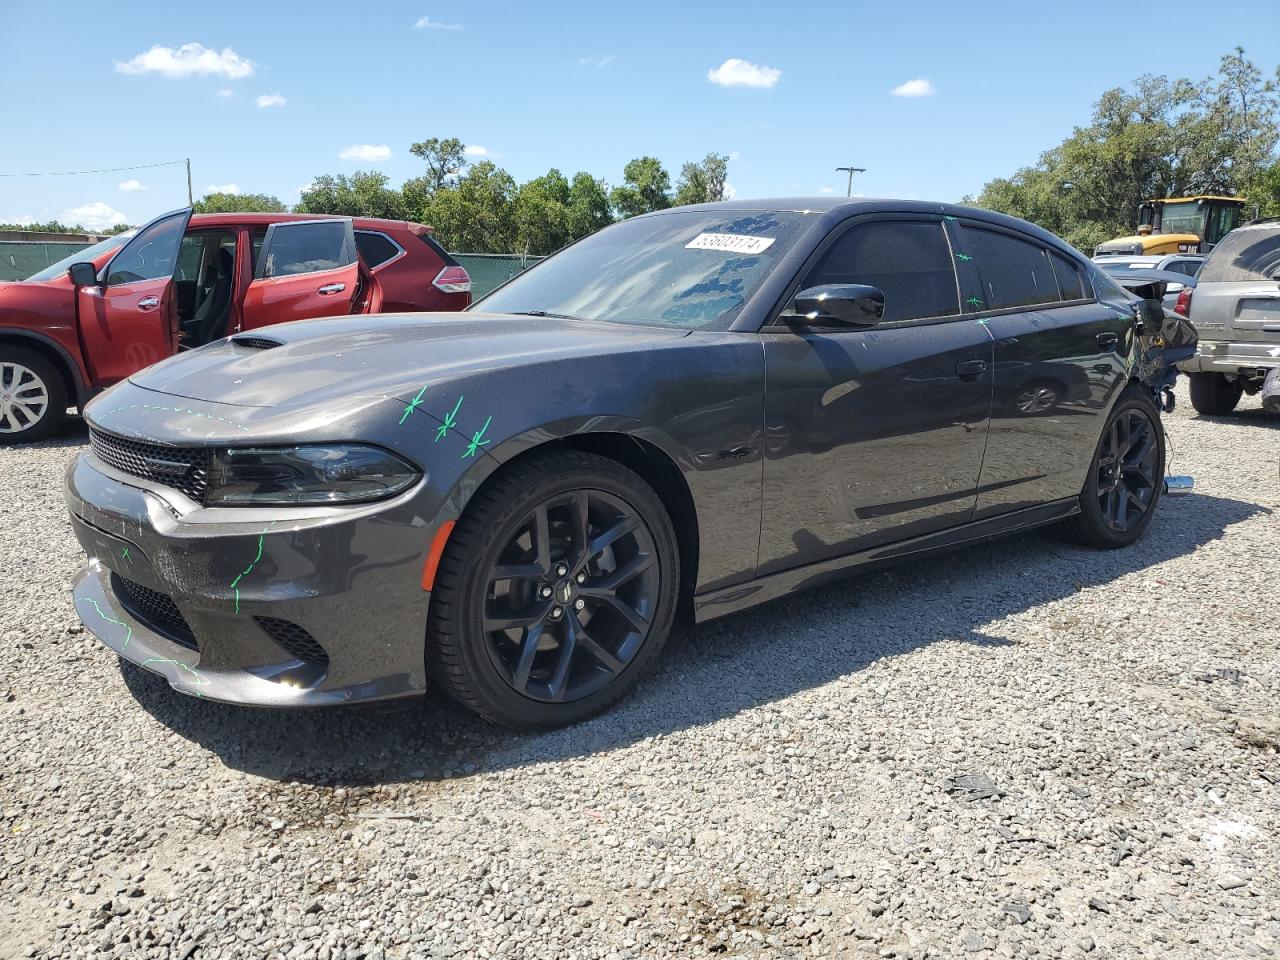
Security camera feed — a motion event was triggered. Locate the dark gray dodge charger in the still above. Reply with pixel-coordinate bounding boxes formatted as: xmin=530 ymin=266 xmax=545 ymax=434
xmin=65 ymin=199 xmax=1196 ymax=728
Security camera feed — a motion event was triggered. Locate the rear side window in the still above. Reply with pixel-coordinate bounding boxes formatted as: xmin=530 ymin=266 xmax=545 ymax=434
xmin=355 ymin=230 xmax=402 ymax=269
xmin=1048 ymin=250 xmax=1086 ymax=300
xmin=1199 ymin=227 xmax=1280 ymax=282
xmin=962 ymin=227 xmax=1058 ymax=309
xmin=1163 ymin=259 xmax=1201 ymax=278
xmin=257 ymin=221 xmax=354 ymax=279
xmin=803 ymin=220 xmax=959 ymax=322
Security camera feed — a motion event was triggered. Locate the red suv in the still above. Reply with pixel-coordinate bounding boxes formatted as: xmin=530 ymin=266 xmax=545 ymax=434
xmin=0 ymin=209 xmax=471 ymax=442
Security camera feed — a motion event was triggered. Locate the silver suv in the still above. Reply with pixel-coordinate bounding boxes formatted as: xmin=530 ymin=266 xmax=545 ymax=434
xmin=1179 ymin=220 xmax=1280 ymax=414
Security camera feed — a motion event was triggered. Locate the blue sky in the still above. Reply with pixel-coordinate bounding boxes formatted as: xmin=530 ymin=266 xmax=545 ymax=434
xmin=1 ymin=0 xmax=1276 ymax=232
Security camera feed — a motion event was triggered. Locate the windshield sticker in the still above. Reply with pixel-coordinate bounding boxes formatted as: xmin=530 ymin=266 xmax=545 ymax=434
xmin=685 ymin=232 xmax=775 ymax=255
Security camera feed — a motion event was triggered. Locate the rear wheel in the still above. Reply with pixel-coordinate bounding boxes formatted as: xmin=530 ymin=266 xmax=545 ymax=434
xmin=1058 ymin=386 xmax=1165 ymax=548
xmin=1188 ymin=372 xmax=1242 ymax=415
xmin=426 ymin=449 xmax=679 ymax=729
xmin=0 ymin=347 xmax=67 ymax=444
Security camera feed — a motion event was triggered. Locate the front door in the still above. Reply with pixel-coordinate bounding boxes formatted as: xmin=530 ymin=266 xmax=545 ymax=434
xmin=76 ymin=209 xmax=192 ymax=385
xmin=240 ymin=219 xmax=359 ymax=330
xmin=759 ymin=217 xmax=994 ymax=577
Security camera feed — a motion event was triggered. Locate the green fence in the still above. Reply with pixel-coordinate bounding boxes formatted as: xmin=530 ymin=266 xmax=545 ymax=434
xmin=0 ymin=241 xmax=540 ymax=294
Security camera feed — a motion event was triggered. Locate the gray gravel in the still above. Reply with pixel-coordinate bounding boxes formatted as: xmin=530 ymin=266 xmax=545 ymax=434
xmin=2 ymin=380 xmax=1278 ymax=960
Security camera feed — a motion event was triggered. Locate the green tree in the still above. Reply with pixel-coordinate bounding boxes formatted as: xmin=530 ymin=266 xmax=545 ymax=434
xmin=967 ymin=48 xmax=1280 ymax=252
xmin=673 ymin=152 xmax=730 ymax=206
xmin=192 ymin=192 xmax=287 ymax=214
xmin=566 ymin=172 xmax=614 ymax=239
xmin=610 ymin=157 xmax=671 ymax=219
xmin=419 ymin=161 xmax=517 ymax=252
xmin=514 ymin=168 xmax=572 ymax=255
xmin=295 ymin=172 xmax=405 ymax=219
xmin=409 ymin=137 xmax=468 ymax=193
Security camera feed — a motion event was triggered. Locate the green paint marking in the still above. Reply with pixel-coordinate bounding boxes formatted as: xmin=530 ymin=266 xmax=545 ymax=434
xmin=435 ymin=396 xmax=464 ymax=442
xmin=230 ymin=523 xmax=278 ymax=614
xmin=76 ymin=597 xmax=132 ymax=651
xmin=121 ymin=548 xmax=131 ymax=562
xmin=944 ymin=215 xmax=958 ymax=221
xmin=462 ymin=416 xmax=493 ymax=458
xmin=399 ymin=384 xmax=429 ymax=425
xmin=98 ymin=402 xmax=250 ymax=433
xmin=140 ymin=658 xmax=210 ymax=696
xmin=966 ymin=296 xmax=984 ymax=307
xmin=955 ymin=253 xmax=973 ymax=262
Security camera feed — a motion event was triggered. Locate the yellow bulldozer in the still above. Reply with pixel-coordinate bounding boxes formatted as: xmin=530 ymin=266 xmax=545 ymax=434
xmin=1094 ymin=195 xmax=1245 ymax=256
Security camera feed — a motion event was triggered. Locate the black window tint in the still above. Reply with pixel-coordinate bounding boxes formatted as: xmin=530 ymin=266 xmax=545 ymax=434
xmin=1199 ymin=226 xmax=1280 ymax=282
xmin=1164 ymin=259 xmax=1200 ymax=277
xmin=106 ymin=214 xmax=187 ymax=286
xmin=355 ymin=231 xmax=400 ymax=269
xmin=803 ymin=220 xmax=958 ymax=322
xmin=1048 ymin=250 xmax=1086 ymax=300
xmin=258 ymin=221 xmax=353 ymax=278
xmin=963 ymin=228 xmax=1058 ymax=309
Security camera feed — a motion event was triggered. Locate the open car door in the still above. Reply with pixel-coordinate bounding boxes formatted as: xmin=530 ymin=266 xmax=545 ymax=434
xmin=76 ymin=208 xmax=192 ymax=385
xmin=240 ymin=219 xmax=359 ymax=330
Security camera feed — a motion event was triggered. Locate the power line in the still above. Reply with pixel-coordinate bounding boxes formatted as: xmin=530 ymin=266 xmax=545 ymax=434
xmin=0 ymin=159 xmax=187 ymax=177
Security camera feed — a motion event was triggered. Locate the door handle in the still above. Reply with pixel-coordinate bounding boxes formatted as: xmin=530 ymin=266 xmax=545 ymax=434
xmin=317 ymin=282 xmax=346 ymax=295
xmin=137 ymin=296 xmax=160 ymax=310
xmin=955 ymin=359 xmax=987 ymax=380
xmin=1097 ymin=331 xmax=1120 ymax=350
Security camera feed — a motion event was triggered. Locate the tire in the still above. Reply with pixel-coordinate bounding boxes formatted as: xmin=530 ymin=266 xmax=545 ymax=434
xmin=1188 ymin=372 xmax=1242 ymax=415
xmin=426 ymin=448 xmax=680 ymax=729
xmin=1057 ymin=386 xmax=1166 ymax=549
xmin=0 ymin=346 xmax=68 ymax=444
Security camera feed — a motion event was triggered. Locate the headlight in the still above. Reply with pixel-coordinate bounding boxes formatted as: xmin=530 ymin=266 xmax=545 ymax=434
xmin=206 ymin=445 xmax=421 ymax=506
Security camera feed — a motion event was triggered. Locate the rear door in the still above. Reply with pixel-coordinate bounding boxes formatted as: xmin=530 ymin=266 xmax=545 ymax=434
xmin=758 ymin=215 xmax=994 ymax=576
xmin=76 ymin=208 xmax=192 ymax=385
xmin=951 ymin=219 xmax=1127 ymax=519
xmin=240 ymin=219 xmax=359 ymax=330
xmin=1192 ymin=225 xmax=1280 ymax=347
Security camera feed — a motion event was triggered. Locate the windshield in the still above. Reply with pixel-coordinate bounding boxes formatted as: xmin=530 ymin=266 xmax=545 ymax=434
xmin=24 ymin=232 xmax=134 ymax=282
xmin=474 ymin=210 xmax=815 ymax=330
xmin=1157 ymin=202 xmax=1205 ymax=236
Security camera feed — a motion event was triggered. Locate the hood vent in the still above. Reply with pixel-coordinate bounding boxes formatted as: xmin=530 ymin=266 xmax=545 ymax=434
xmin=230 ymin=335 xmax=284 ymax=351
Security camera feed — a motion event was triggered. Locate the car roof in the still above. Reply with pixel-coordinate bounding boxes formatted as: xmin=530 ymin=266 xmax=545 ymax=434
xmin=637 ymin=198 xmax=1081 ymax=255
xmin=187 ymin=211 xmax=433 ymax=233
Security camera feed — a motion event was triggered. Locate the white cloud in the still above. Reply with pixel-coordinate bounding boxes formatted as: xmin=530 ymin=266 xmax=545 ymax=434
xmin=255 ymin=93 xmax=287 ymax=108
xmin=338 ymin=144 xmax=392 ymax=162
xmin=463 ymin=144 xmax=490 ymax=158
xmin=707 ymin=58 xmax=780 ymax=89
xmin=578 ymin=54 xmax=616 ymax=68
xmin=118 ymin=179 xmax=146 ymax=192
xmin=414 ymin=15 xmax=462 ymax=29
xmin=296 ymin=182 xmax=316 ymax=195
xmin=214 ymin=88 xmax=235 ymax=100
xmin=206 ymin=183 xmax=240 ymax=194
xmin=115 ymin=43 xmax=254 ymax=79
xmin=63 ymin=202 xmax=128 ymax=232
xmin=891 ymin=77 xmax=935 ymax=98
xmin=728 ymin=151 xmax=741 ymax=161
xmin=818 ymin=186 xmax=835 ymax=194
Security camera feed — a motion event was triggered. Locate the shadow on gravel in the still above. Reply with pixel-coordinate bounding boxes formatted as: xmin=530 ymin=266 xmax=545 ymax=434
xmin=119 ymin=490 xmax=1265 ymax=787
xmin=1191 ymin=408 xmax=1279 ymax=431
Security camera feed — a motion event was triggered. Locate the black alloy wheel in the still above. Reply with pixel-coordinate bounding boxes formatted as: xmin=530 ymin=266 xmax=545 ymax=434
xmin=482 ymin=489 xmax=660 ymax=703
xmin=1095 ymin=406 xmax=1160 ymax=533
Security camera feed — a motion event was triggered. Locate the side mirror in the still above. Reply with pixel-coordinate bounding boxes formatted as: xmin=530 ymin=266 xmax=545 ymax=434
xmin=788 ymin=284 xmax=885 ymax=328
xmin=68 ymin=262 xmax=98 ymax=287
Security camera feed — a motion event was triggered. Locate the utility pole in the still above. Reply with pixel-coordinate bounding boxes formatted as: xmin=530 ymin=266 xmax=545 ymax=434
xmin=835 ymin=166 xmax=866 ymax=197
xmin=185 ymin=158 xmax=193 ymax=206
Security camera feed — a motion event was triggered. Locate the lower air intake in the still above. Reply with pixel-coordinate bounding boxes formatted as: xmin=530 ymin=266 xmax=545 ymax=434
xmin=255 ymin=617 xmax=330 ymax=667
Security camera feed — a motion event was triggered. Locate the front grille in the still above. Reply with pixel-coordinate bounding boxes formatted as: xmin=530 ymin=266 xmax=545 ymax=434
xmin=114 ymin=575 xmax=198 ymax=650
xmin=230 ymin=335 xmax=283 ymax=350
xmin=89 ymin=429 xmax=210 ymax=503
xmin=255 ymin=617 xmax=329 ymax=667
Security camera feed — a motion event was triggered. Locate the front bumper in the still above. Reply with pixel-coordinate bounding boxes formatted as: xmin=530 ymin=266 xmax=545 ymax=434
xmin=1177 ymin=341 xmax=1280 ymax=377
xmin=65 ymin=451 xmax=435 ymax=707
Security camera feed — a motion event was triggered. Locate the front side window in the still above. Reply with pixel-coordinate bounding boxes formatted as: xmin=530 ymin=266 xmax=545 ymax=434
xmin=963 ymin=227 xmax=1058 ymax=309
xmin=105 ymin=213 xmax=188 ymax=286
xmin=476 ymin=210 xmax=814 ymax=330
xmin=256 ymin=221 xmax=354 ymax=279
xmin=24 ymin=232 xmax=133 ymax=282
xmin=802 ymin=220 xmax=959 ymax=323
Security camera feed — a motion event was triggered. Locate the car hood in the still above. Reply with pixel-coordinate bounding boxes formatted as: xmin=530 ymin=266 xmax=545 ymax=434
xmin=128 ymin=312 xmax=691 ymax=409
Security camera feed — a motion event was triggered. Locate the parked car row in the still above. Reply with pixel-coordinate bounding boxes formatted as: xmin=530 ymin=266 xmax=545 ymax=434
xmin=0 ymin=210 xmax=470 ymax=442
xmin=61 ymin=198 xmax=1199 ymax=728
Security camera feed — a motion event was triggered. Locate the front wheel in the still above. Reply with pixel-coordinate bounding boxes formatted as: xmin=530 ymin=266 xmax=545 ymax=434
xmin=0 ymin=347 xmax=67 ymax=444
xmin=426 ymin=449 xmax=679 ymax=729
xmin=1057 ymin=387 xmax=1165 ymax=549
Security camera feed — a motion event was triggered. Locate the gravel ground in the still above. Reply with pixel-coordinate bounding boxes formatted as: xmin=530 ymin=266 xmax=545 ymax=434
xmin=2 ymin=380 xmax=1278 ymax=960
